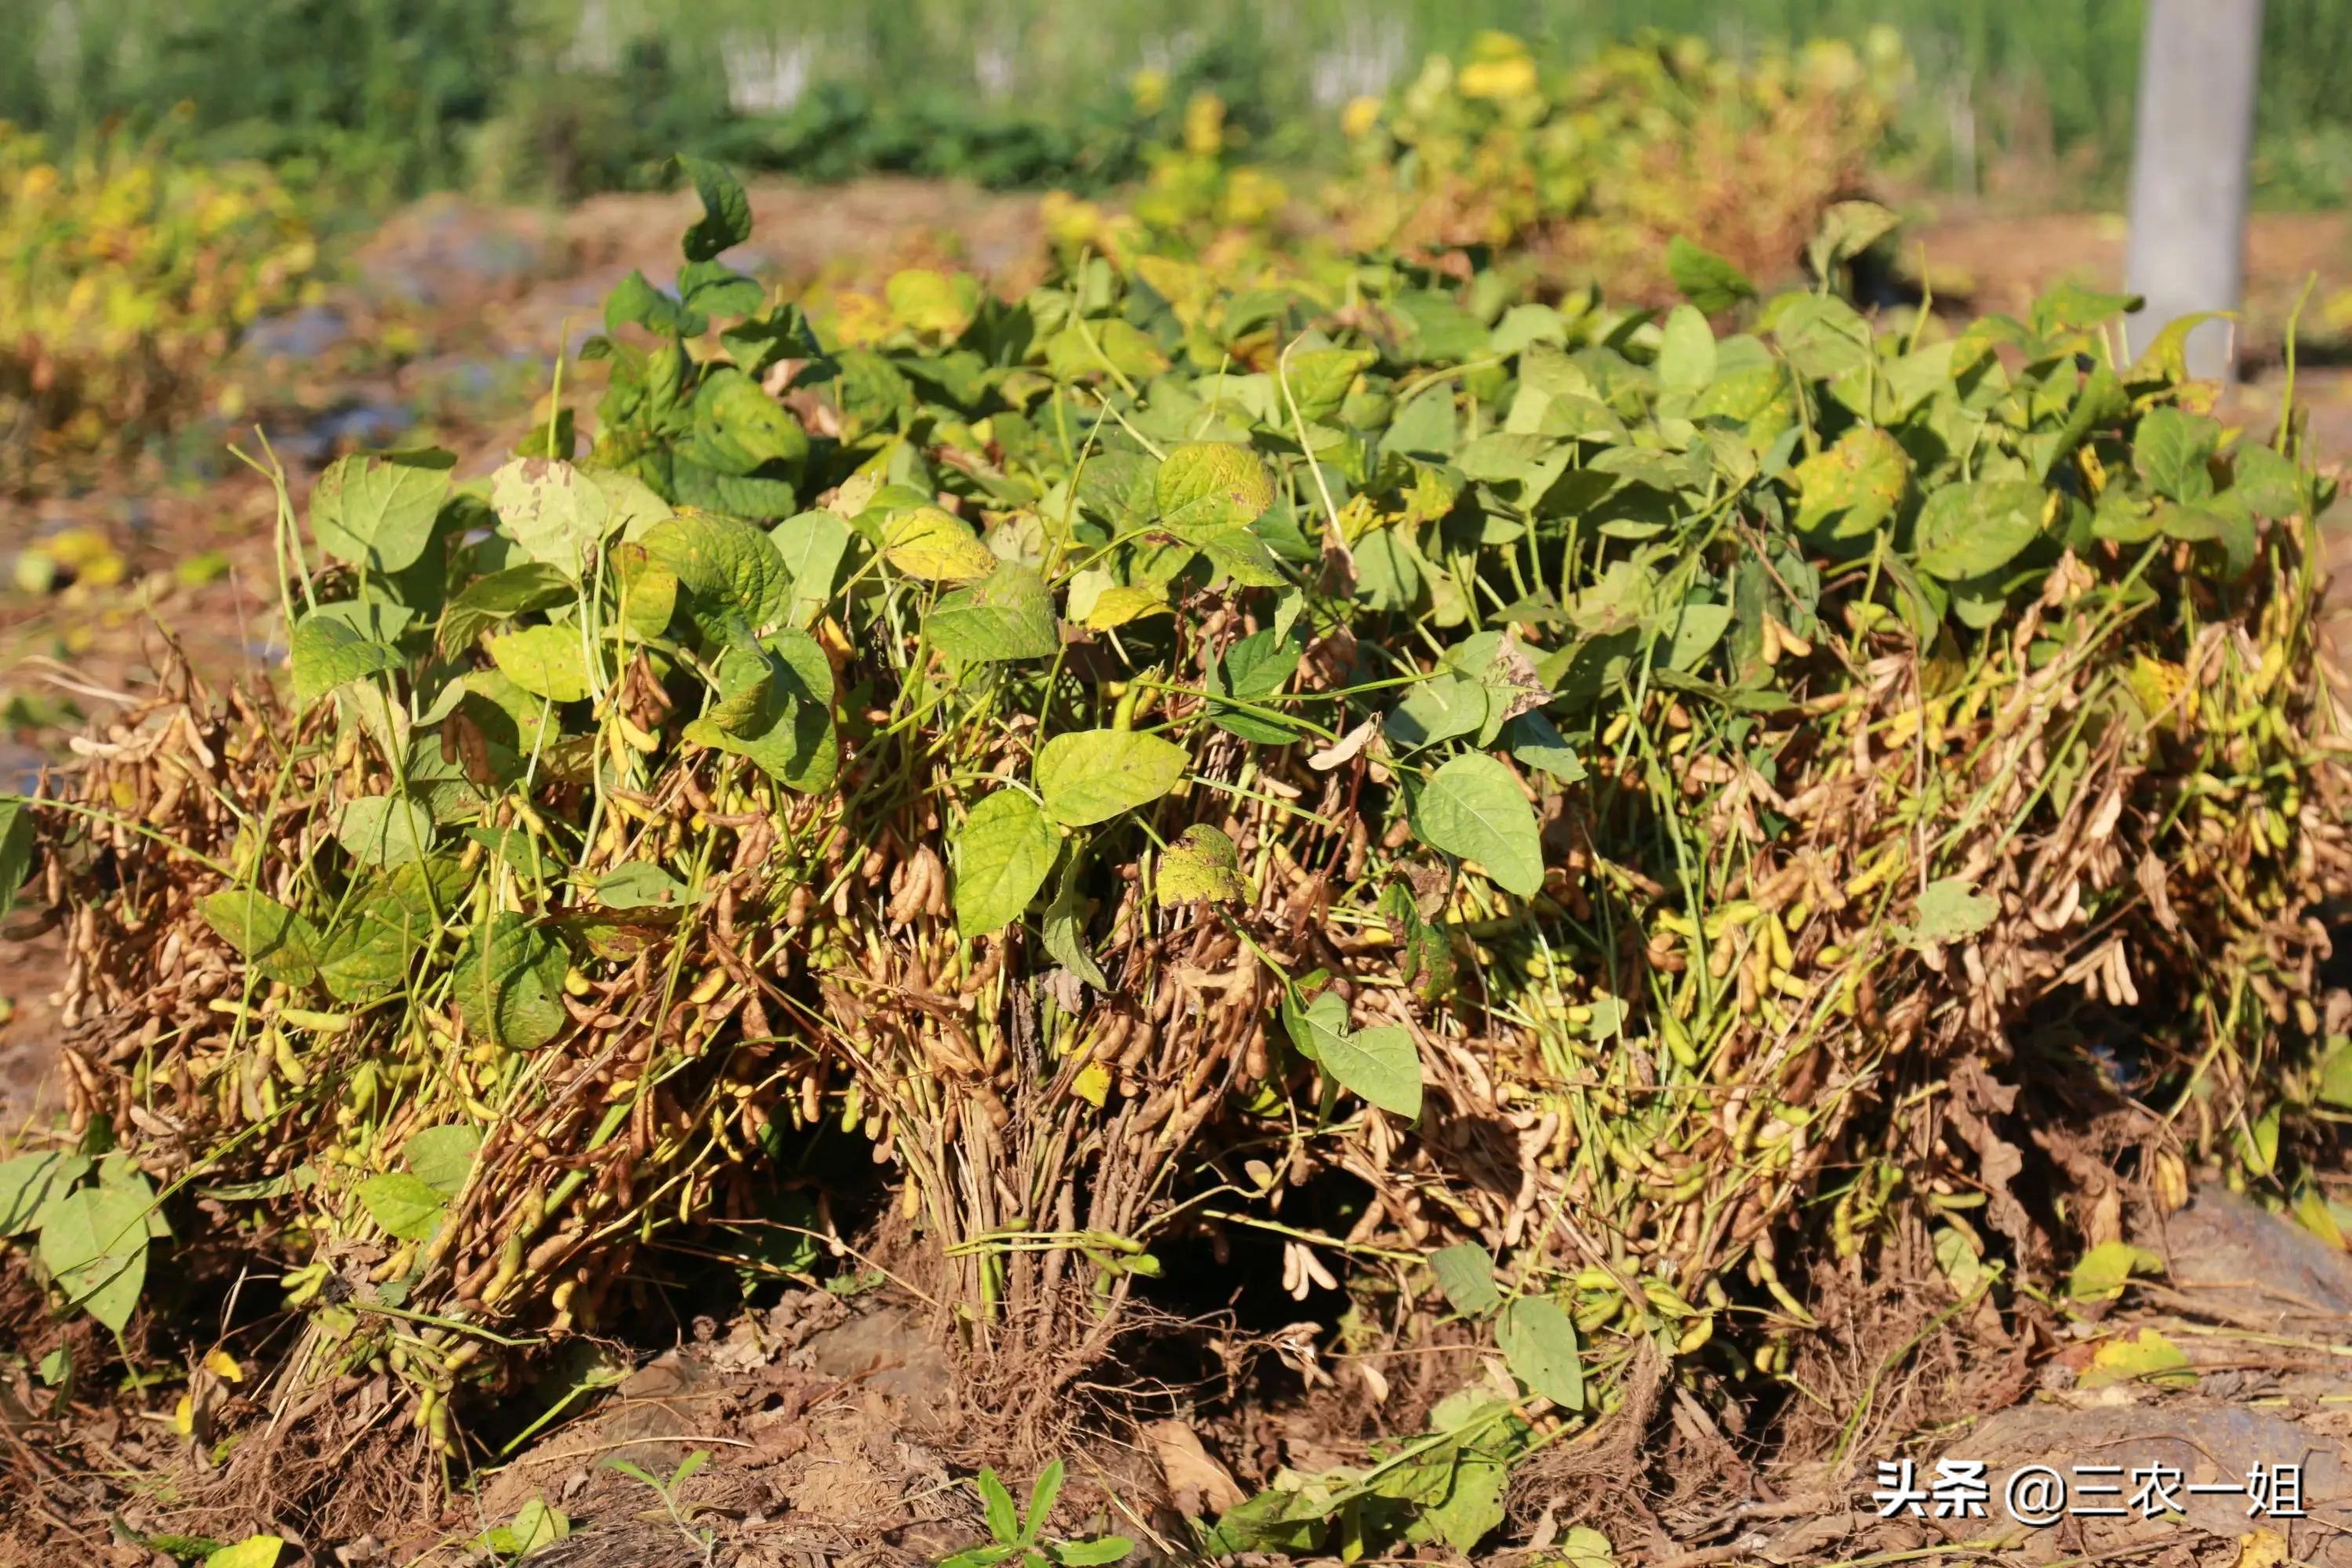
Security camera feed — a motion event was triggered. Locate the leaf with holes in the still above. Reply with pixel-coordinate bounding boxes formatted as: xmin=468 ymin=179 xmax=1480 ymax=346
xmin=1156 ymin=824 xmax=1245 ymax=906
xmin=453 ymin=913 xmax=569 ymax=1051
xmin=490 ymin=459 xmax=614 ymax=578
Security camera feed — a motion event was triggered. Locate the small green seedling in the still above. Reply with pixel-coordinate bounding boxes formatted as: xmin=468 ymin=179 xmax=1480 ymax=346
xmin=605 ymin=1449 xmax=715 ymax=1565
xmin=942 ymin=1459 xmax=1133 ymax=1568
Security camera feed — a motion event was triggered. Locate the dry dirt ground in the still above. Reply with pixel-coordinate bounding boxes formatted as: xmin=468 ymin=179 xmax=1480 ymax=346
xmin=5 ymin=183 xmax=2352 ymax=1567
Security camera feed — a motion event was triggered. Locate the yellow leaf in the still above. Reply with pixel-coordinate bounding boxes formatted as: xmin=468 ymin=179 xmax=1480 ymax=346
xmin=203 ymin=1348 xmax=244 ymax=1382
xmin=884 ymin=507 xmax=998 ymax=583
xmin=172 ymin=1392 xmax=194 ymax=1436
xmin=2080 ymin=1327 xmax=2195 ymax=1391
xmin=2234 ymin=1527 xmax=2288 ymax=1568
xmin=1083 ymin=586 xmax=1169 ymax=630
xmin=1156 ymin=824 xmax=1247 ymax=906
xmin=1073 ymin=1062 xmax=1112 ymax=1108
xmin=2295 ymin=1187 xmax=2346 ymax=1250
xmin=884 ymin=268 xmax=978 ymax=338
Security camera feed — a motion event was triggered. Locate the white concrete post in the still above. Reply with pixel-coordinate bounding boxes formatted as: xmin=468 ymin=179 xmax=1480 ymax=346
xmin=2124 ymin=0 xmax=2265 ymax=382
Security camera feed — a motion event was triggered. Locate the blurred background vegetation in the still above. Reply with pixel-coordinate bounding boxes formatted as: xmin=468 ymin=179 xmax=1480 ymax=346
xmin=6 ymin=0 xmax=2351 ymax=209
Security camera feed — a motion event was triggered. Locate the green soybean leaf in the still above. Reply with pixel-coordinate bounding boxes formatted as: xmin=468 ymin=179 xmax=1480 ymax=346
xmin=684 ymin=630 xmax=838 ymax=793
xmin=2067 ymin=1240 xmax=2163 ymax=1302
xmin=201 ymin=1538 xmax=285 ymax=1568
xmin=1504 ymin=712 xmax=1585 ymax=782
xmin=886 ymin=267 xmax=981 ymax=337
xmin=677 ymin=154 xmax=752 ymax=262
xmin=2135 ymin=407 xmax=2221 ymax=503
xmin=336 ymin=793 xmax=435 ymax=868
xmin=1156 ymin=824 xmax=1245 ymax=906
xmin=1284 ymin=347 xmax=1376 ymax=424
xmin=487 ymin=623 xmax=593 ymax=702
xmin=1428 ymin=1242 xmax=1501 ymax=1317
xmin=1656 ymin=304 xmax=1717 ymax=391
xmin=1791 ymin=426 xmax=1910 ymax=538
xmin=290 ymin=612 xmax=400 ymax=710
xmin=612 ymin=542 xmax=678 ymax=640
xmin=644 ymin=513 xmax=796 ymax=636
xmin=357 ymin=1171 xmax=446 ymax=1242
xmin=1043 ymin=855 xmax=1109 ymax=989
xmin=490 ymin=458 xmax=615 ymax=578
xmin=0 ymin=1150 xmax=90 ymax=1236
xmin=318 ymin=860 xmax=459 ymax=1003
xmin=199 ymin=890 xmax=322 ymax=987
xmin=441 ymin=562 xmax=573 ymax=651
xmin=38 ymin=1181 xmax=151 ymax=1332
xmin=310 ymin=448 xmax=454 ymax=574
xmin=1034 ymin=731 xmax=1189 ymax=826
xmin=1414 ymin=753 xmax=1542 ymax=897
xmin=404 ymin=1124 xmax=481 ymax=1199
xmin=1385 ymin=675 xmax=1487 ymax=751
xmin=1321 ymin=1024 xmax=1421 ymax=1120
xmin=1156 ymin=441 xmax=1275 ymax=541
xmin=928 ymin=564 xmax=1059 ymax=662
xmin=681 ymin=259 xmax=764 ymax=319
xmin=1904 ymin=877 xmax=1998 ymax=947
xmin=1281 ymin=989 xmax=1421 ymax=1119
xmin=1912 ymin=481 xmax=2045 ymax=581
xmin=604 ymin=270 xmax=702 ymax=338
xmin=950 ymin=790 xmax=1058 ymax=939
xmin=1221 ymin=629 xmax=1302 ymax=700
xmin=454 ymin=912 xmax=569 ymax=1051
xmin=1498 ymin=1296 xmax=1584 ymax=1410
xmin=593 ymin=861 xmax=688 ymax=909
xmin=691 ymin=368 xmax=808 ymax=474
xmin=770 ymin=510 xmax=851 ymax=626
xmin=1660 ymin=601 xmax=1733 ymax=672
xmin=1280 ymin=987 xmax=1348 ymax=1065
xmin=1666 ymin=236 xmax=1757 ymax=313
xmin=0 ymin=798 xmax=33 ymax=920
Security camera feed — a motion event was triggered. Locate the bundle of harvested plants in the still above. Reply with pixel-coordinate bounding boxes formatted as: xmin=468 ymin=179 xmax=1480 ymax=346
xmin=6 ymin=163 xmax=2347 ymax=1555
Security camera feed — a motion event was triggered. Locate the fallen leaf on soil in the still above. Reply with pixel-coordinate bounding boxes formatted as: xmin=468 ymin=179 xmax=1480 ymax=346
xmin=2078 ymin=1327 xmax=2195 ymax=1391
xmin=1145 ymin=1419 xmax=1245 ymax=1515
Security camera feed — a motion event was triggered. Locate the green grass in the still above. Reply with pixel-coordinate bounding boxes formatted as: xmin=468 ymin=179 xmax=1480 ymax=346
xmin=6 ymin=0 xmax=2350 ymax=205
